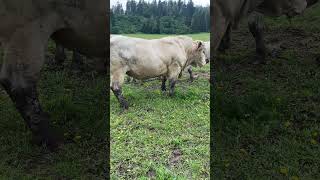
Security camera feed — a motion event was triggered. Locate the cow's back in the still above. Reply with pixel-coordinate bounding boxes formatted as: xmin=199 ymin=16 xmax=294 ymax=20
xmin=0 ymin=0 xmax=107 ymax=58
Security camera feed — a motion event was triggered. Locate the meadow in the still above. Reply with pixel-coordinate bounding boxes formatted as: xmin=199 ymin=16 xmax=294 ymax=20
xmin=213 ymin=4 xmax=320 ymax=179
xmin=110 ymin=33 xmax=210 ymax=179
xmin=0 ymin=42 xmax=108 ymax=179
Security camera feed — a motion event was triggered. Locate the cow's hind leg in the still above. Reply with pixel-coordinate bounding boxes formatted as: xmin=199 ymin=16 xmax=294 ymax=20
xmin=248 ymin=12 xmax=268 ymax=64
xmin=111 ymin=70 xmax=128 ymax=111
xmin=167 ymin=63 xmax=181 ymax=96
xmin=54 ymin=43 xmax=66 ymax=65
xmin=71 ymin=50 xmax=84 ymax=69
xmin=161 ymin=76 xmax=167 ymax=92
xmin=0 ymin=19 xmax=64 ymax=150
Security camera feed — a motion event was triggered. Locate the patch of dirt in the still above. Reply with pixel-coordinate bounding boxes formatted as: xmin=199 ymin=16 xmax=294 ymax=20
xmin=169 ymin=148 xmax=182 ymax=166
xmin=215 ymin=21 xmax=320 ymax=97
xmin=147 ymin=168 xmax=156 ymax=179
xmin=194 ymin=72 xmax=210 ymax=80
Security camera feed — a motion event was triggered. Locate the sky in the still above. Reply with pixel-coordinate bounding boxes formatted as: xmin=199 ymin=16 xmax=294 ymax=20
xmin=110 ymin=0 xmax=210 ymax=8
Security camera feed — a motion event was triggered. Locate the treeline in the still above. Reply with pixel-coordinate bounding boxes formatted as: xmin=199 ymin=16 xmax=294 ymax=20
xmin=111 ymin=0 xmax=210 ymax=34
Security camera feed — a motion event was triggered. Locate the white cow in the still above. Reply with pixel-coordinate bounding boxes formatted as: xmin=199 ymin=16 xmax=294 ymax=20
xmin=110 ymin=35 xmax=208 ymax=110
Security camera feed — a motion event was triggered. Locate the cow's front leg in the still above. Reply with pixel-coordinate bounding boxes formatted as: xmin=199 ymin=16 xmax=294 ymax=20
xmin=111 ymin=71 xmax=128 ymax=111
xmin=0 ymin=18 xmax=64 ymax=150
xmin=187 ymin=66 xmax=194 ymax=82
xmin=0 ymin=79 xmax=61 ymax=149
xmin=218 ymin=24 xmax=232 ymax=52
xmin=111 ymin=84 xmax=128 ymax=111
xmin=161 ymin=76 xmax=167 ymax=92
xmin=212 ymin=1 xmax=230 ymax=52
xmin=248 ymin=12 xmax=267 ymax=64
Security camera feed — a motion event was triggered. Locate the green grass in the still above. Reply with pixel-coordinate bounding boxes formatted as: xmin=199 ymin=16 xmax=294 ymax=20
xmin=214 ymin=5 xmax=320 ymax=179
xmin=0 ymin=42 xmax=107 ymax=178
xmin=110 ymin=34 xmax=210 ymax=179
xmin=123 ymin=33 xmax=210 ymax=41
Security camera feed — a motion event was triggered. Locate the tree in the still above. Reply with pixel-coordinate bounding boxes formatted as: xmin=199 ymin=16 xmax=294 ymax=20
xmin=111 ymin=0 xmax=209 ymax=34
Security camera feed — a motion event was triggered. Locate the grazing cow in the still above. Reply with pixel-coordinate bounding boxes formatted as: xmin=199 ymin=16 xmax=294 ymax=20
xmin=217 ymin=0 xmax=319 ymax=63
xmin=0 ymin=0 xmax=107 ymax=150
xmin=110 ymin=35 xmax=208 ymax=110
xmin=213 ymin=0 xmax=308 ymax=60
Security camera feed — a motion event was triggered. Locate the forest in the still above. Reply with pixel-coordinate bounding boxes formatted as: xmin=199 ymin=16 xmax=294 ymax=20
xmin=111 ymin=0 xmax=210 ymax=34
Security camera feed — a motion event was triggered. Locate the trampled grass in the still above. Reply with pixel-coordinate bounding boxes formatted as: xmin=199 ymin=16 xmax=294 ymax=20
xmin=213 ymin=4 xmax=320 ymax=179
xmin=110 ymin=33 xmax=210 ymax=179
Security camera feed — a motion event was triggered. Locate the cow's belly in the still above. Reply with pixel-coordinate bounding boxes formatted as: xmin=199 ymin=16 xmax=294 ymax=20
xmin=127 ymin=60 xmax=167 ymax=80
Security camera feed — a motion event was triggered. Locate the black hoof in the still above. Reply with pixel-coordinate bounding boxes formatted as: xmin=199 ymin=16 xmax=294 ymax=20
xmin=169 ymin=92 xmax=175 ymax=97
xmin=119 ymin=102 xmax=129 ymax=113
xmin=31 ymin=131 xmax=63 ymax=151
xmin=250 ymin=56 xmax=266 ymax=65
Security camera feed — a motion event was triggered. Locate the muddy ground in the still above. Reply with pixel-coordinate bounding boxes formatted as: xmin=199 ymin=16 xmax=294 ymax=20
xmin=214 ymin=5 xmax=320 ymax=179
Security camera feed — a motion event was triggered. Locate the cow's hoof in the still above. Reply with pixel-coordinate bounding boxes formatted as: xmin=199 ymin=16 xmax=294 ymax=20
xmin=119 ymin=102 xmax=129 ymax=113
xmin=119 ymin=107 xmax=128 ymax=114
xmin=31 ymin=131 xmax=63 ymax=151
xmin=250 ymin=57 xmax=266 ymax=65
xmin=169 ymin=92 xmax=175 ymax=97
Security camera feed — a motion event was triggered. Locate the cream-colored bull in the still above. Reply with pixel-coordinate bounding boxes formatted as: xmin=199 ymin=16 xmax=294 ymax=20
xmin=110 ymin=35 xmax=207 ymax=110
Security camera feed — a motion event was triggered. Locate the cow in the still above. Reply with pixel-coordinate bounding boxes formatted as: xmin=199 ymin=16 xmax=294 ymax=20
xmin=217 ymin=0 xmax=319 ymax=63
xmin=0 ymin=0 xmax=107 ymax=150
xmin=110 ymin=35 xmax=208 ymax=111
xmin=213 ymin=0 xmax=308 ymax=58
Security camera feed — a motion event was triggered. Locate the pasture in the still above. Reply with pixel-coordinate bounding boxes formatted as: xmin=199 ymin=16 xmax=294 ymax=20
xmin=214 ymin=4 xmax=320 ymax=179
xmin=0 ymin=42 xmax=108 ymax=178
xmin=110 ymin=33 xmax=210 ymax=179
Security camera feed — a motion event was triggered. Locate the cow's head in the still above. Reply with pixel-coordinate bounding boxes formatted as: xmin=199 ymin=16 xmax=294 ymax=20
xmin=287 ymin=0 xmax=308 ymax=17
xmin=259 ymin=0 xmax=307 ymax=18
xmin=306 ymin=0 xmax=319 ymax=7
xmin=190 ymin=41 xmax=208 ymax=68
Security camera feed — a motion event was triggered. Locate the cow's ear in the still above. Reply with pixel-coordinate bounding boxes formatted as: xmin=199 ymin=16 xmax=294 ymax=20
xmin=197 ymin=41 xmax=203 ymax=50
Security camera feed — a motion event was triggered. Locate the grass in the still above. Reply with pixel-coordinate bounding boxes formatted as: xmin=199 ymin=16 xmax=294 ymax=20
xmin=124 ymin=33 xmax=210 ymax=41
xmin=213 ymin=4 xmax=320 ymax=179
xmin=110 ymin=33 xmax=210 ymax=179
xmin=0 ymin=41 xmax=108 ymax=178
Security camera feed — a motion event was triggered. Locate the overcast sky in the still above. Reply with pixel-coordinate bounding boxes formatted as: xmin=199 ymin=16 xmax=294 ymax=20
xmin=111 ymin=0 xmax=210 ymax=8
